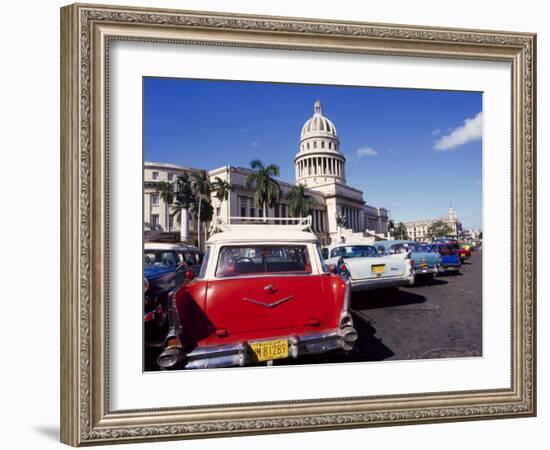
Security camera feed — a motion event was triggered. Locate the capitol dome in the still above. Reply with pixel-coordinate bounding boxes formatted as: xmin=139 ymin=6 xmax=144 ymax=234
xmin=295 ymin=100 xmax=346 ymax=187
xmin=301 ymin=100 xmax=338 ymax=140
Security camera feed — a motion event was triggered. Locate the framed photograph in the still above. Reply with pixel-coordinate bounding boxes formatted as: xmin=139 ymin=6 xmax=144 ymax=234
xmin=60 ymin=3 xmax=536 ymax=446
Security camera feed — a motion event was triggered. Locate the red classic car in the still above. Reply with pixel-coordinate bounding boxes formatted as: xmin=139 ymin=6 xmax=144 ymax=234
xmin=156 ymin=217 xmax=358 ymax=370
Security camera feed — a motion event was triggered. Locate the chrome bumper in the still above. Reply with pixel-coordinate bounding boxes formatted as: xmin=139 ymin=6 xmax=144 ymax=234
xmin=350 ymin=276 xmax=411 ymax=291
xmin=414 ymin=266 xmax=438 ymax=275
xmin=437 ymin=265 xmax=460 ymax=273
xmin=181 ymin=327 xmax=358 ymax=370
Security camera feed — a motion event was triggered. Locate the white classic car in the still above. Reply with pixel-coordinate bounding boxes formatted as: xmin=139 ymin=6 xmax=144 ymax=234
xmin=323 ymin=243 xmax=414 ymax=291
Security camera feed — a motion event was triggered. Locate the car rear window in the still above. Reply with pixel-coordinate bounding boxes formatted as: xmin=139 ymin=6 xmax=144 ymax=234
xmin=216 ymin=245 xmax=311 ymax=278
xmin=438 ymin=245 xmax=456 ymax=255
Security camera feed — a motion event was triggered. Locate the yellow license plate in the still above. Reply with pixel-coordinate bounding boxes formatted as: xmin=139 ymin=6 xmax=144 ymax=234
xmin=420 ymin=263 xmax=428 ymax=268
xmin=250 ymin=339 xmax=289 ymax=362
xmin=372 ymin=264 xmax=385 ymax=274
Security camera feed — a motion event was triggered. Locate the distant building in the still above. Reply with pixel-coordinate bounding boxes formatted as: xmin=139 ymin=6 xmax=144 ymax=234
xmin=144 ymin=100 xmax=390 ymax=247
xmin=403 ymin=206 xmax=463 ymax=241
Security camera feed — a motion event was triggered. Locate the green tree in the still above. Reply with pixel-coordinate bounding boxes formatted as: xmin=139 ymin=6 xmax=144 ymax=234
xmin=390 ymin=222 xmax=409 ymax=240
xmin=191 ymin=196 xmax=214 ymax=246
xmin=286 ymin=184 xmax=314 ymax=218
xmin=427 ymin=220 xmax=453 ymax=240
xmin=192 ymin=170 xmax=212 ymax=250
xmin=212 ymin=176 xmax=231 ymax=220
xmin=244 ymin=159 xmax=281 ymax=221
xmin=155 ymin=181 xmax=174 ymax=231
xmin=172 ymin=173 xmax=195 ymax=242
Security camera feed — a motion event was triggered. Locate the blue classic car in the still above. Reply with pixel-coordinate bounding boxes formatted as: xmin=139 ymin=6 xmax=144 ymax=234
xmin=375 ymin=240 xmax=441 ymax=284
xmin=430 ymin=242 xmax=461 ymax=274
xmin=143 ymin=243 xmax=203 ymax=334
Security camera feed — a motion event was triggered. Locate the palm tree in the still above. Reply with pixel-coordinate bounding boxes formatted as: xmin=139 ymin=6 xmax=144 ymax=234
xmin=172 ymin=174 xmax=195 ymax=242
xmin=191 ymin=196 xmax=214 ymax=247
xmin=192 ymin=170 xmax=212 ymax=249
xmin=212 ymin=176 xmax=231 ymax=220
xmin=391 ymin=222 xmax=409 ymax=240
xmin=156 ymin=181 xmax=174 ymax=231
xmin=286 ymin=184 xmax=314 ymax=219
xmin=244 ymin=159 xmax=281 ymax=221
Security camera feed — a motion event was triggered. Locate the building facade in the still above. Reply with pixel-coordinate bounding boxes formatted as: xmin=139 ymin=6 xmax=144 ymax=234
xmin=403 ymin=206 xmax=463 ymax=241
xmin=144 ymin=100 xmax=389 ymax=247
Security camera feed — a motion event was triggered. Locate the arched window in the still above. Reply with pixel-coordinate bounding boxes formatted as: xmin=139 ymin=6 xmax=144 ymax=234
xmin=307 ymin=142 xmax=310 ymax=150
xmin=329 ymin=142 xmax=332 ymax=149
xmin=313 ymin=141 xmax=317 ymax=149
xmin=321 ymin=141 xmax=325 ymax=148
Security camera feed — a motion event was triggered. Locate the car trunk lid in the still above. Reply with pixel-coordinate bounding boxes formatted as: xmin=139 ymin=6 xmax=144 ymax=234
xmin=205 ymin=276 xmax=326 ymax=335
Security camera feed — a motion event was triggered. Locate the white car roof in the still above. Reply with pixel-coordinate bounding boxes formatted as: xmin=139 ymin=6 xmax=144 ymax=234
xmin=207 ymin=225 xmax=318 ymax=245
xmin=144 ymin=242 xmax=200 ymax=251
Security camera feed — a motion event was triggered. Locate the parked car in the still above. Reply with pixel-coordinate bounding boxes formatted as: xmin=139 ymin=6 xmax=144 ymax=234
xmin=431 ymin=242 xmax=461 ymax=274
xmin=375 ymin=240 xmax=441 ymax=284
xmin=156 ymin=217 xmax=358 ymax=370
xmin=324 ymin=242 xmax=414 ymax=289
xmin=144 ymin=242 xmax=203 ymax=285
xmin=143 ymin=243 xmax=203 ymax=338
xmin=143 ymin=264 xmax=174 ymax=339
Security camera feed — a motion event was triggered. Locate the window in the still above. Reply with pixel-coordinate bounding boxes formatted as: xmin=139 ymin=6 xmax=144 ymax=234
xmin=321 ymin=141 xmax=325 ymax=148
xmin=144 ymin=250 xmax=178 ymax=267
xmin=389 ymin=244 xmax=408 ymax=255
xmin=329 ymin=142 xmax=332 ymax=149
xmin=216 ymin=245 xmax=312 ymax=277
xmin=307 ymin=143 xmax=310 ymax=149
xmin=150 ymin=193 xmax=159 ymax=205
xmin=313 ymin=141 xmax=317 ymax=149
xmin=150 ymin=214 xmax=159 ymax=230
xmin=167 ymin=173 xmax=174 ymax=181
xmin=330 ymin=245 xmax=378 ymax=259
xmin=197 ymin=247 xmax=211 ymax=279
xmin=152 ymin=171 xmax=159 ymax=180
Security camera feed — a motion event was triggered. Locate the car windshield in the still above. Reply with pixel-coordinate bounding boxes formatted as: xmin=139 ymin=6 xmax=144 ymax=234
xmin=330 ymin=245 xmax=378 ymax=259
xmin=437 ymin=245 xmax=456 ymax=255
xmin=408 ymin=243 xmax=432 ymax=253
xmin=216 ymin=245 xmax=312 ymax=278
xmin=144 ymin=250 xmax=180 ymax=267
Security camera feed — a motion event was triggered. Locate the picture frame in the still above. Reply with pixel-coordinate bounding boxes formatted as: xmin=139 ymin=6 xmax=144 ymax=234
xmin=60 ymin=2 xmax=536 ymax=446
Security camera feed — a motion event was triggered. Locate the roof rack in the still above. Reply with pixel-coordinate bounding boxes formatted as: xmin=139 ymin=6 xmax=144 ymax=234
xmin=211 ymin=216 xmax=312 ymax=234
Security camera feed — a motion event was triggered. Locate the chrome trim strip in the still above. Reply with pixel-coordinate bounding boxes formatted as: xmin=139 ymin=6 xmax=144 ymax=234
xmin=242 ymin=295 xmax=295 ymax=308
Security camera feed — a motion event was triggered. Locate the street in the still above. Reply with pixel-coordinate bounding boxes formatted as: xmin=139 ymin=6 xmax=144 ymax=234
xmin=275 ymin=249 xmax=482 ymax=366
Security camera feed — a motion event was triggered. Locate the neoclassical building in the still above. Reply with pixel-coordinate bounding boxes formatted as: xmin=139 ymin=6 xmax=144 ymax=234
xmin=144 ymin=100 xmax=389 ymax=247
xmin=403 ymin=206 xmax=463 ymax=241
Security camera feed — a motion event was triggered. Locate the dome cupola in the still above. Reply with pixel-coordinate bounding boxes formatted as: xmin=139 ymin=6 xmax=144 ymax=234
xmin=295 ymin=100 xmax=346 ymax=187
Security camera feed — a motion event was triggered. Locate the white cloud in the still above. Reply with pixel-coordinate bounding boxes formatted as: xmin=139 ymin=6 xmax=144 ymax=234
xmin=431 ymin=128 xmax=441 ymax=136
xmin=434 ymin=112 xmax=483 ymax=151
xmin=356 ymin=146 xmax=378 ymax=159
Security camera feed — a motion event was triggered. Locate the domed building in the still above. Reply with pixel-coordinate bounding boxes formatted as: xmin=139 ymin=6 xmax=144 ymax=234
xmin=144 ymin=100 xmax=390 ymax=247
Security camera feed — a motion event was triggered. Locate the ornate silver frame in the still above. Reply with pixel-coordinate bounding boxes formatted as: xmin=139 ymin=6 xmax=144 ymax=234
xmin=60 ymin=3 xmax=536 ymax=446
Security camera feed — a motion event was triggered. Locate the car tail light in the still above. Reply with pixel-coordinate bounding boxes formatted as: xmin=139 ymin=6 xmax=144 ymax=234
xmin=410 ymin=259 xmax=415 ymax=268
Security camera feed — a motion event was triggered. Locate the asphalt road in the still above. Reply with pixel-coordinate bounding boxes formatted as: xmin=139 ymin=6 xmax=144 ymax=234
xmin=145 ymin=250 xmax=482 ymax=370
xmin=275 ymin=249 xmax=483 ymax=366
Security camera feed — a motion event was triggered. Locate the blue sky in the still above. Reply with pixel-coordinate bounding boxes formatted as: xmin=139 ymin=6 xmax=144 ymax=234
xmin=144 ymin=78 xmax=482 ymax=229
